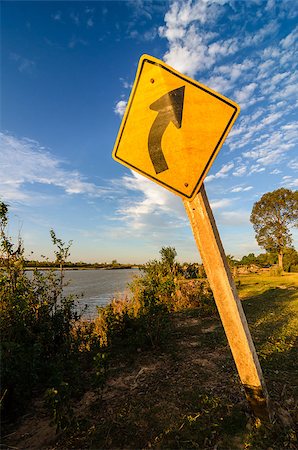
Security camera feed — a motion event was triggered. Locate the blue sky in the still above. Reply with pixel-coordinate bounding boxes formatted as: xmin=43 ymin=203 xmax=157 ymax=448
xmin=1 ymin=0 xmax=297 ymax=264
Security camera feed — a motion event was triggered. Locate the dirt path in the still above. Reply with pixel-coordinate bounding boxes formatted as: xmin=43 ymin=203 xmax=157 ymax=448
xmin=4 ymin=309 xmax=251 ymax=449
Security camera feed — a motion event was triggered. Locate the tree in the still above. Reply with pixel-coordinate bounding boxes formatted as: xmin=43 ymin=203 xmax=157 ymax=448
xmin=283 ymin=248 xmax=298 ymax=272
xmin=240 ymin=253 xmax=257 ymax=266
xmin=250 ymin=188 xmax=298 ymax=271
xmin=159 ymin=246 xmax=177 ymax=273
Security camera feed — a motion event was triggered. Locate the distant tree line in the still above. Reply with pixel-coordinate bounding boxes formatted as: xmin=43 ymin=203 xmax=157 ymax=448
xmin=226 ymin=248 xmax=298 ymax=273
xmin=22 ymin=260 xmax=135 ymax=270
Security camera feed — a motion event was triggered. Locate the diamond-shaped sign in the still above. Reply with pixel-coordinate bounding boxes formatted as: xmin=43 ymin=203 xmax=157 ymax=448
xmin=112 ymin=54 xmax=240 ymax=200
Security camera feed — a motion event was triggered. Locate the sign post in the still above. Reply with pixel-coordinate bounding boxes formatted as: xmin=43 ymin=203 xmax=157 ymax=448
xmin=112 ymin=54 xmax=271 ymax=420
xmin=184 ymin=185 xmax=270 ymax=420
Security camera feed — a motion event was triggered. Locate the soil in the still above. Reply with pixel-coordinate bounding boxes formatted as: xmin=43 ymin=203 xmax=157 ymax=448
xmin=3 ymin=309 xmax=251 ymax=450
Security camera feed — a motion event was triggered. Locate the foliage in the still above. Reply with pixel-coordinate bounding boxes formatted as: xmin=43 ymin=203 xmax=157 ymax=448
xmin=283 ymin=247 xmax=298 ymax=272
xmin=129 ymin=247 xmax=215 ymax=315
xmin=159 ymin=246 xmax=177 ymax=272
xmin=180 ymin=262 xmax=203 ymax=279
xmin=50 ymin=229 xmax=72 ymax=269
xmin=92 ymin=247 xmax=214 ymax=353
xmin=250 ymin=188 xmax=298 ymax=270
xmin=175 ymin=279 xmax=216 ymax=314
xmin=45 ymin=382 xmax=76 ymax=433
xmin=129 ymin=247 xmax=178 ymax=311
xmin=1 ymin=202 xmax=216 ymax=439
xmin=0 ymin=201 xmax=82 ymax=423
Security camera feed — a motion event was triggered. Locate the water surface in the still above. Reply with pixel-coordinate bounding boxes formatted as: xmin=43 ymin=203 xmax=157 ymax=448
xmin=62 ymin=268 xmax=140 ymax=318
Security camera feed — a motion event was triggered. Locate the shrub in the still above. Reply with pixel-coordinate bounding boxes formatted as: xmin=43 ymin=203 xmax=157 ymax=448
xmin=175 ymin=279 xmax=216 ymax=314
xmin=269 ymin=266 xmax=283 ymax=276
xmin=0 ymin=201 xmax=82 ymax=422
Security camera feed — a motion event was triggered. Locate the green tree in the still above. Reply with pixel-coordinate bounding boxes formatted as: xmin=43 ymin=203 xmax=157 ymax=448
xmin=250 ymin=188 xmax=298 ymax=271
xmin=283 ymin=247 xmax=298 ymax=272
xmin=159 ymin=246 xmax=177 ymax=273
xmin=240 ymin=253 xmax=257 ymax=266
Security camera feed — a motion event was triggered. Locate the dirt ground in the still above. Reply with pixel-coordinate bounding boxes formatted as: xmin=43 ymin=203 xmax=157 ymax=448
xmin=3 ymin=280 xmax=298 ymax=450
xmin=3 ymin=309 xmax=252 ymax=450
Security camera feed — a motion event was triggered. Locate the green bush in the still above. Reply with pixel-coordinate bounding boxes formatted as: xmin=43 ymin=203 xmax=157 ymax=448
xmin=0 ymin=201 xmax=215 ymax=433
xmin=0 ymin=201 xmax=83 ymax=422
xmin=0 ymin=268 xmax=80 ymax=420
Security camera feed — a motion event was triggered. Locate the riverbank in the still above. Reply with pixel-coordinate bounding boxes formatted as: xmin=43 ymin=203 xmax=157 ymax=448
xmin=4 ymin=273 xmax=298 ymax=449
xmin=24 ymin=265 xmax=140 ymax=271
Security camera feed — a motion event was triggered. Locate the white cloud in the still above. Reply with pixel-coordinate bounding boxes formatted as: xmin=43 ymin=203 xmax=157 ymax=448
xmin=0 ymin=132 xmax=109 ymax=203
xmin=282 ymin=178 xmax=298 ymax=188
xmin=217 ymin=210 xmax=250 ymax=225
xmin=249 ymin=165 xmax=266 ymax=174
xmin=210 ymin=198 xmax=233 ymax=209
xmin=114 ymin=100 xmax=127 ymax=117
xmin=205 ymin=162 xmax=234 ymax=182
xmin=270 ymin=168 xmax=282 ymax=174
xmin=232 ymin=165 xmax=247 ymax=177
xmin=114 ymin=171 xmax=185 ymax=233
xmin=288 ymin=159 xmax=298 ymax=170
xmin=281 ymin=25 xmax=298 ymax=48
xmin=235 ymin=83 xmax=257 ymax=105
xmin=159 ymin=1 xmax=236 ymax=77
xmin=243 ymin=21 xmax=279 ymax=47
xmin=120 ymin=78 xmax=133 ymax=89
xmin=230 ymin=185 xmax=253 ymax=193
xmin=114 ymin=171 xmax=235 ymax=237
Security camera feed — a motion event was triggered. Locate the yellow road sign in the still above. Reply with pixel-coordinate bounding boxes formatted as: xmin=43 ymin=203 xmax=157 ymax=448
xmin=112 ymin=54 xmax=240 ymax=200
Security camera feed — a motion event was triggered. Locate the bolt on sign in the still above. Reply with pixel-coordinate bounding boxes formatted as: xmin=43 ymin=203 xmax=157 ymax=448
xmin=112 ymin=54 xmax=271 ymax=421
xmin=112 ymin=54 xmax=239 ymax=201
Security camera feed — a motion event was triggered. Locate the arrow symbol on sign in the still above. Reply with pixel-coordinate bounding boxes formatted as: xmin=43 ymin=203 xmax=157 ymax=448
xmin=148 ymin=86 xmax=185 ymax=174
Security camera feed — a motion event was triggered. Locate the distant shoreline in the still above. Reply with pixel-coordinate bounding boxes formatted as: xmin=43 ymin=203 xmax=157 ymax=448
xmin=23 ymin=266 xmax=141 ymax=271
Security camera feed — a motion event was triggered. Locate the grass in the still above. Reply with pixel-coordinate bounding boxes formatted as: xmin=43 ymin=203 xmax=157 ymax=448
xmin=4 ymin=273 xmax=298 ymax=450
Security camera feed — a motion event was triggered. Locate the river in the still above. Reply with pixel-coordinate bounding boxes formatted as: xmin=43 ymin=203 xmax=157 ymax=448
xmin=62 ymin=268 xmax=140 ymax=318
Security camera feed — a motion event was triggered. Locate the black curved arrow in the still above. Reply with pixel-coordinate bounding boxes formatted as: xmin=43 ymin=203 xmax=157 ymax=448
xmin=148 ymin=86 xmax=185 ymax=174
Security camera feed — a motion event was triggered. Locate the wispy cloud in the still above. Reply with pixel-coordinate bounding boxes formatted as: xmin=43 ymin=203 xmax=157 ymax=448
xmin=68 ymin=36 xmax=88 ymax=48
xmin=230 ymin=185 xmax=253 ymax=193
xmin=288 ymin=159 xmax=298 ymax=170
xmin=113 ymin=172 xmax=185 ymax=235
xmin=112 ymin=170 xmax=238 ymax=240
xmin=87 ymin=17 xmax=94 ymax=27
xmin=9 ymin=53 xmax=36 ymax=74
xmin=281 ymin=176 xmax=298 ymax=188
xmin=51 ymin=11 xmax=62 ymax=22
xmin=70 ymin=12 xmax=80 ymax=26
xmin=0 ymin=132 xmax=110 ymax=203
xmin=120 ymin=78 xmax=133 ymax=89
xmin=205 ymin=162 xmax=234 ymax=182
xmin=210 ymin=198 xmax=233 ymax=209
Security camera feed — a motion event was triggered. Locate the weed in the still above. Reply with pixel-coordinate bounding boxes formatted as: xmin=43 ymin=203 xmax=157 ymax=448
xmin=45 ymin=382 xmax=77 ymax=433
